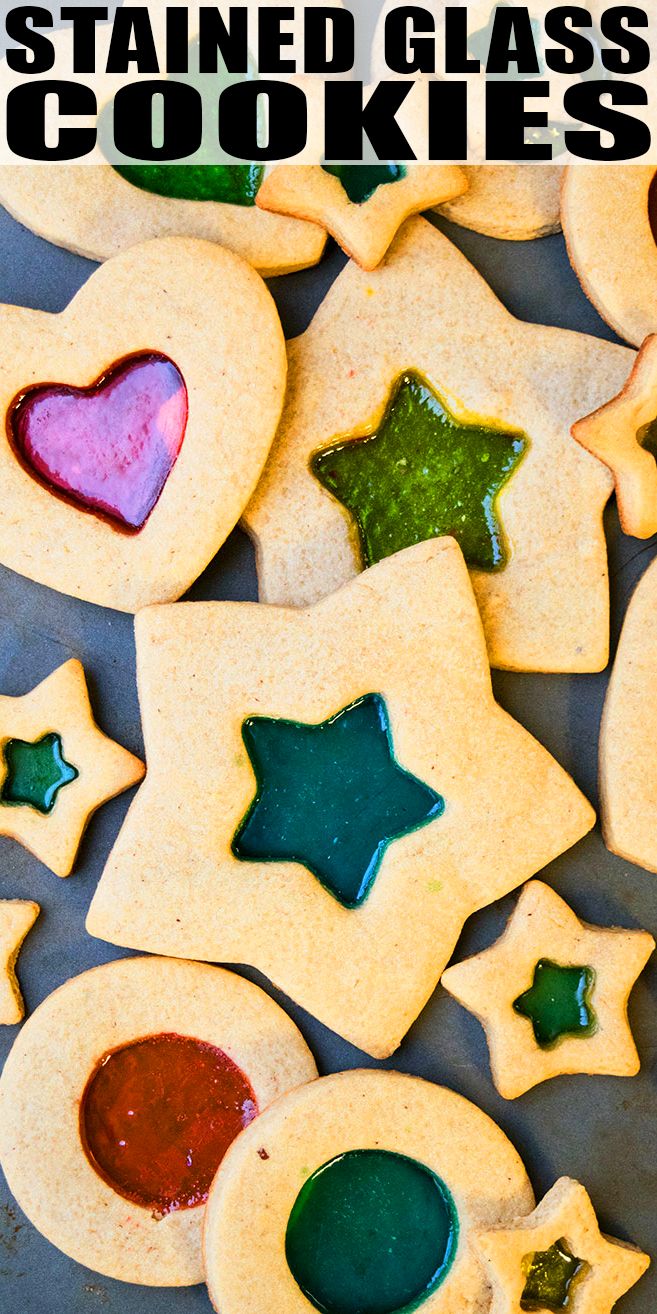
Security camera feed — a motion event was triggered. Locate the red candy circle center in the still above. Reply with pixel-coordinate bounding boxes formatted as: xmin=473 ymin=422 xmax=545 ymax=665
xmin=79 ymin=1032 xmax=258 ymax=1214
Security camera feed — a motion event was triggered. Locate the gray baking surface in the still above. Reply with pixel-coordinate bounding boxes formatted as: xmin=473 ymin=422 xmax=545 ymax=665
xmin=0 ymin=205 xmax=655 ymax=1314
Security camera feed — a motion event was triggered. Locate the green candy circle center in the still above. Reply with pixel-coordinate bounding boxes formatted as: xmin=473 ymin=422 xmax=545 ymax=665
xmin=285 ymin=1149 xmax=459 ymax=1314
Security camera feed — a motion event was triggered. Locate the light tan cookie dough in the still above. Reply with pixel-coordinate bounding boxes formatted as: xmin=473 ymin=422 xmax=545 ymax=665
xmin=562 ymin=166 xmax=657 ymax=347
xmin=203 ymin=1069 xmax=534 ymax=1314
xmin=474 ymin=1177 xmax=650 ymax=1314
xmin=438 ymin=166 xmax=563 ymax=240
xmin=256 ymin=165 xmax=467 ymax=269
xmin=442 ymin=880 xmax=654 ymax=1100
xmin=0 ymin=659 xmax=143 ymax=877
xmin=0 ymin=956 xmax=317 ymax=1285
xmin=88 ymin=540 xmax=594 ymax=1057
xmin=244 ymin=217 xmax=632 ymax=672
xmin=599 ymin=554 xmax=657 ymax=871
xmin=573 ymin=335 xmax=657 ymax=538
xmin=0 ymin=235 xmax=286 ymax=612
xmin=0 ymin=899 xmax=39 ymax=1024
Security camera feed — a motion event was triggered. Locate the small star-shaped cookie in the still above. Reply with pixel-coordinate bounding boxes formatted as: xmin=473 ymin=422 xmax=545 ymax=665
xmin=233 ymin=693 xmax=444 ymax=907
xmin=442 ymin=880 xmax=654 ymax=1099
xmin=474 ymin=1177 xmax=650 ymax=1314
xmin=312 ymin=371 xmax=527 ymax=571
xmin=0 ymin=898 xmax=39 ymax=1024
xmin=0 ymin=660 xmax=144 ymax=877
xmin=572 ymin=335 xmax=657 ymax=538
xmin=88 ymin=540 xmax=594 ymax=1057
xmin=256 ymin=164 xmax=467 ymax=269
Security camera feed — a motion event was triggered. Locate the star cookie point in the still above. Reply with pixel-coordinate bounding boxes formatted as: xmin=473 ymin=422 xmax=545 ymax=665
xmin=442 ymin=880 xmax=654 ymax=1099
xmin=0 ymin=898 xmax=39 ymax=1025
xmin=0 ymin=659 xmax=145 ymax=877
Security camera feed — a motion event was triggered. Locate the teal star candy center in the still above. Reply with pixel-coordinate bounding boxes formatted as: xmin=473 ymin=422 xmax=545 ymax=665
xmin=322 ymin=165 xmax=407 ymax=204
xmin=513 ymin=959 xmax=597 ymax=1050
xmin=0 ymin=732 xmax=79 ymax=815
xmin=311 ymin=372 xmax=528 ymax=573
xmin=232 ymin=693 xmax=444 ymax=908
xmin=521 ymin=1237 xmax=586 ymax=1311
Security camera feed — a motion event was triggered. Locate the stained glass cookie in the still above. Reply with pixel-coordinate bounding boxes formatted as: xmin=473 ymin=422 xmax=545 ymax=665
xmin=203 ymin=1069 xmax=534 ymax=1314
xmin=0 ymin=956 xmax=316 ymax=1284
xmin=87 ymin=540 xmax=594 ymax=1057
xmin=244 ymin=216 xmax=633 ymax=672
xmin=0 ymin=235 xmax=286 ymax=611
xmin=442 ymin=881 xmax=654 ymax=1099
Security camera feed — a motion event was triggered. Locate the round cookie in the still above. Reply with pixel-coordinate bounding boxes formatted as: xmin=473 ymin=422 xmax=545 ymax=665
xmin=562 ymin=166 xmax=657 ymax=346
xmin=0 ymin=956 xmax=317 ymax=1286
xmin=0 ymin=235 xmax=286 ymax=612
xmin=438 ymin=165 xmax=563 ymax=240
xmin=203 ymin=1068 xmax=534 ymax=1314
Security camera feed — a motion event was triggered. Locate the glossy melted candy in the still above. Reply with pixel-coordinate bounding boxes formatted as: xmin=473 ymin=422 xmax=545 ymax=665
xmin=322 ymin=165 xmax=406 ymax=204
xmin=79 ymin=1032 xmax=257 ymax=1214
xmin=648 ymin=170 xmax=657 ymax=247
xmin=311 ymin=372 xmax=527 ymax=572
xmin=8 ymin=352 xmax=188 ymax=532
xmin=513 ymin=959 xmax=597 ymax=1049
xmin=521 ymin=1238 xmax=586 ymax=1311
xmin=285 ymin=1149 xmax=459 ymax=1314
xmin=637 ymin=415 xmax=657 ymax=460
xmin=232 ymin=693 xmax=444 ymax=908
xmin=115 ymin=163 xmax=264 ymax=205
xmin=1 ymin=732 xmax=78 ymax=814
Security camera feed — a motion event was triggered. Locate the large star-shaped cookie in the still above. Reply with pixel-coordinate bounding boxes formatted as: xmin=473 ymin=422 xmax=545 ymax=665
xmin=0 ymin=899 xmax=39 ymax=1024
xmin=88 ymin=540 xmax=594 ymax=1056
xmin=256 ymin=164 xmax=467 ymax=268
xmin=442 ymin=881 xmax=654 ymax=1099
xmin=573 ymin=334 xmax=657 ymax=538
xmin=245 ymin=218 xmax=633 ymax=672
xmin=474 ymin=1177 xmax=650 ymax=1314
xmin=0 ymin=660 xmax=144 ymax=877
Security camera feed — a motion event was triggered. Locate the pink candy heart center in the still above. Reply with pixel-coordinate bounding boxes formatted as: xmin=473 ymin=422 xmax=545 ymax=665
xmin=7 ymin=352 xmax=188 ymax=532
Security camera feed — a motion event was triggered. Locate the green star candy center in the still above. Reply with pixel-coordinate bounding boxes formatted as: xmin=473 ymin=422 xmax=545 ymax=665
xmin=1 ymin=732 xmax=78 ymax=815
xmin=311 ymin=372 xmax=528 ymax=572
xmin=513 ymin=959 xmax=597 ymax=1049
xmin=521 ymin=1237 xmax=587 ymax=1311
xmin=322 ymin=165 xmax=407 ymax=204
xmin=232 ymin=692 xmax=444 ymax=908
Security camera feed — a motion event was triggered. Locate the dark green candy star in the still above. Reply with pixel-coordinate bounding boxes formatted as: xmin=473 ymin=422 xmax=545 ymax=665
xmin=513 ymin=959 xmax=597 ymax=1050
xmin=1 ymin=732 xmax=78 ymax=815
xmin=311 ymin=373 xmax=527 ymax=572
xmin=322 ymin=165 xmax=407 ymax=204
xmin=521 ymin=1238 xmax=586 ymax=1311
xmin=232 ymin=693 xmax=444 ymax=908
xmin=114 ymin=163 xmax=264 ymax=205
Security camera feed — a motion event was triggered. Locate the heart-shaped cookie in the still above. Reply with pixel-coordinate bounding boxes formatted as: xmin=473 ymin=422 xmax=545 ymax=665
xmin=0 ymin=237 xmax=286 ymax=611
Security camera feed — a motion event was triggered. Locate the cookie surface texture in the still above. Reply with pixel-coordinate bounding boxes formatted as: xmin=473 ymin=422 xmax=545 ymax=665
xmin=572 ymin=334 xmax=657 ymax=538
xmin=0 ymin=956 xmax=317 ymax=1285
xmin=256 ymin=164 xmax=467 ymax=268
xmin=442 ymin=880 xmax=654 ymax=1099
xmin=562 ymin=165 xmax=657 ymax=346
xmin=0 ymin=900 xmax=39 ymax=1024
xmin=203 ymin=1068 xmax=534 ymax=1314
xmin=87 ymin=540 xmax=594 ymax=1057
xmin=437 ymin=166 xmax=563 ymax=240
xmin=600 ymin=554 xmax=657 ymax=871
xmin=245 ymin=217 xmax=632 ymax=672
xmin=0 ymin=659 xmax=143 ymax=876
xmin=0 ymin=236 xmax=286 ymax=611
xmin=474 ymin=1176 xmax=649 ymax=1314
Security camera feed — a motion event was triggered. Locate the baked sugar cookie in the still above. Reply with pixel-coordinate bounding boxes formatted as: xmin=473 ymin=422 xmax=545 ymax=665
xmin=572 ymin=335 xmax=657 ymax=538
xmin=0 ymin=659 xmax=143 ymax=877
xmin=256 ymin=164 xmax=467 ymax=269
xmin=562 ymin=166 xmax=657 ymax=347
xmin=0 ymin=899 xmax=39 ymax=1024
xmin=474 ymin=1177 xmax=649 ymax=1314
xmin=0 ymin=235 xmax=286 ymax=611
xmin=442 ymin=881 xmax=654 ymax=1099
xmin=203 ymin=1069 xmax=534 ymax=1314
xmin=245 ymin=217 xmax=633 ymax=672
xmin=438 ymin=166 xmax=563 ymax=240
xmin=0 ymin=956 xmax=316 ymax=1285
xmin=88 ymin=540 xmax=594 ymax=1057
xmin=600 ymin=554 xmax=657 ymax=872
